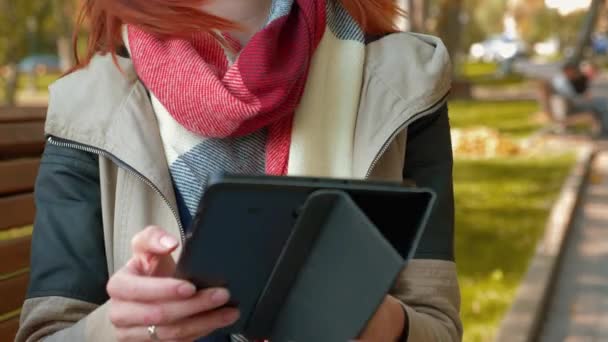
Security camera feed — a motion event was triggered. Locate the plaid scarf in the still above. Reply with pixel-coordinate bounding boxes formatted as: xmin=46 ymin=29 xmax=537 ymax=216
xmin=127 ymin=0 xmax=325 ymax=175
xmin=123 ymin=0 xmax=366 ymax=229
xmin=125 ymin=0 xmax=366 ymax=339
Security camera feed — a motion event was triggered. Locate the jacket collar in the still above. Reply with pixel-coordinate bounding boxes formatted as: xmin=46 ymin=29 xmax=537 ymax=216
xmin=354 ymin=33 xmax=451 ymax=177
xmin=45 ymin=55 xmax=178 ymax=208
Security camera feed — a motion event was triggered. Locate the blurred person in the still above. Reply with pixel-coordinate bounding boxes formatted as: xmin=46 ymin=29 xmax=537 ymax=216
xmin=581 ymin=60 xmax=601 ymax=80
xmin=16 ymin=0 xmax=462 ymax=341
xmin=552 ymin=61 xmax=608 ymax=137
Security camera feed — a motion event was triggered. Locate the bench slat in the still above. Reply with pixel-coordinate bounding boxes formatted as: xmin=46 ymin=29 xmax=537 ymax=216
xmin=0 ymin=272 xmax=29 ymax=316
xmin=0 ymin=194 xmax=35 ymax=231
xmin=0 ymin=237 xmax=31 ymax=275
xmin=0 ymin=159 xmax=40 ymax=195
xmin=0 ymin=316 xmax=20 ymax=342
xmin=0 ymin=122 xmax=45 ymax=158
xmin=0 ymin=107 xmax=46 ymax=123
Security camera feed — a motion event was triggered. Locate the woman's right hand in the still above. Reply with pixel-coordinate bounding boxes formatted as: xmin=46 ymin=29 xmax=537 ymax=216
xmin=107 ymin=226 xmax=240 ymax=341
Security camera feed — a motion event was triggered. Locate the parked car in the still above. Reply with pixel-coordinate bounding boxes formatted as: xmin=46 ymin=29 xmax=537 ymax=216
xmin=469 ymin=35 xmax=528 ymax=63
xmin=534 ymin=37 xmax=560 ymax=58
xmin=18 ymin=54 xmax=60 ymax=74
xmin=592 ymin=34 xmax=608 ymax=55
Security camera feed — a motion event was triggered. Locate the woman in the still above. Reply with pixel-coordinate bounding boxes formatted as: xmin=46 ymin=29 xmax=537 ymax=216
xmin=17 ymin=0 xmax=462 ymax=340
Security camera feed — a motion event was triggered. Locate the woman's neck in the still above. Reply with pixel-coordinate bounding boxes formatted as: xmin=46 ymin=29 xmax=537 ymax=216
xmin=202 ymin=0 xmax=273 ymax=46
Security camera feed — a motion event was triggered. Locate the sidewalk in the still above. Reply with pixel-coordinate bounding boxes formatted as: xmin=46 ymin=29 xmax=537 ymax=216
xmin=539 ymin=150 xmax=608 ymax=342
xmin=470 ymin=67 xmax=608 ymax=102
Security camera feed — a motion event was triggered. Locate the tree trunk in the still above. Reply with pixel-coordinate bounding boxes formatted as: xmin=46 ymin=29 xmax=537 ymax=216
xmin=4 ymin=64 xmax=19 ymax=107
xmin=55 ymin=0 xmax=75 ymax=71
xmin=436 ymin=0 xmax=464 ymax=71
xmin=396 ymin=0 xmax=408 ymax=31
xmin=408 ymin=0 xmax=427 ymax=32
xmin=570 ymin=0 xmax=604 ymax=64
xmin=57 ymin=37 xmax=73 ymax=72
xmin=1 ymin=1 xmax=19 ymax=106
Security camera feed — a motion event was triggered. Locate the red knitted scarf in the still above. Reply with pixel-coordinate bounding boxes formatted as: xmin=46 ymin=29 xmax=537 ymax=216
xmin=127 ymin=0 xmax=325 ymax=175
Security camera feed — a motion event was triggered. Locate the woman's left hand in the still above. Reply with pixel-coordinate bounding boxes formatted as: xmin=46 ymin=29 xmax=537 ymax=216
xmin=356 ymin=295 xmax=407 ymax=341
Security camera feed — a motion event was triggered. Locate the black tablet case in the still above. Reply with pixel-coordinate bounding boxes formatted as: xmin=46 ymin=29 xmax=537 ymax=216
xmin=239 ymin=189 xmax=406 ymax=341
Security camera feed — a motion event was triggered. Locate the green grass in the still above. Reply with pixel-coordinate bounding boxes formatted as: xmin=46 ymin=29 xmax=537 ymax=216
xmin=460 ymin=62 xmax=500 ymax=79
xmin=17 ymin=73 xmax=61 ymax=92
xmin=449 ymin=100 xmax=542 ymax=138
xmin=459 ymin=62 xmax=525 ymax=87
xmin=450 ymin=99 xmax=576 ymax=341
xmin=0 ymin=73 xmax=60 ymax=104
xmin=454 ymin=156 xmax=574 ymax=342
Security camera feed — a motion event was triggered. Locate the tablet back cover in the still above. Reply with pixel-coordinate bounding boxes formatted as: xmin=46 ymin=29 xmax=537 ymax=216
xmin=267 ymin=190 xmax=405 ymax=341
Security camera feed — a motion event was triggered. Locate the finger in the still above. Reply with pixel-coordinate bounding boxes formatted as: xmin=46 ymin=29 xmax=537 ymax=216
xmin=109 ymin=288 xmax=232 ymax=327
xmin=107 ymin=270 xmax=196 ymax=302
xmin=131 ymin=226 xmax=179 ymax=257
xmin=115 ymin=308 xmax=240 ymax=341
xmin=130 ymin=226 xmax=179 ymax=276
xmin=126 ymin=251 xmax=177 ymax=278
xmin=151 ymin=252 xmax=178 ymax=277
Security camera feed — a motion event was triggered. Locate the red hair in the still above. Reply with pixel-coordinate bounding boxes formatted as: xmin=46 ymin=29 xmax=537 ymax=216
xmin=72 ymin=0 xmax=404 ymax=71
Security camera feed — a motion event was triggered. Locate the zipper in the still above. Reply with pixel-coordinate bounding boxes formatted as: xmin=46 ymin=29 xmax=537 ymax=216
xmin=47 ymin=136 xmax=186 ymax=243
xmin=365 ymin=93 xmax=450 ymax=178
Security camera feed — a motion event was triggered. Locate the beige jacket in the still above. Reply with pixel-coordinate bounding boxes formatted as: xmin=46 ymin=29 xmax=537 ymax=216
xmin=18 ymin=33 xmax=461 ymax=341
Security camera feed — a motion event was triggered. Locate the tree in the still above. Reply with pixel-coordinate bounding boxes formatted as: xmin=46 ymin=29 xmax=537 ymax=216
xmin=54 ymin=0 xmax=76 ymax=72
xmin=472 ymin=0 xmax=507 ymax=37
xmin=459 ymin=0 xmax=506 ymax=50
xmin=0 ymin=1 xmax=25 ymax=107
xmin=570 ymin=0 xmax=605 ymax=64
xmin=408 ymin=0 xmax=428 ymax=32
xmin=0 ymin=0 xmax=76 ymax=106
xmin=436 ymin=0 xmax=465 ymax=66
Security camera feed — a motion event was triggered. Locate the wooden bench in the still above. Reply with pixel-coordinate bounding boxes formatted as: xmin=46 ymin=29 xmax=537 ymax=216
xmin=0 ymin=106 xmax=45 ymax=341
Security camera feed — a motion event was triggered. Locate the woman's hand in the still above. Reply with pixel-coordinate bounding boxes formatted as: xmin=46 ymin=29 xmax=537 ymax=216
xmin=357 ymin=295 xmax=407 ymax=341
xmin=107 ymin=226 xmax=240 ymax=341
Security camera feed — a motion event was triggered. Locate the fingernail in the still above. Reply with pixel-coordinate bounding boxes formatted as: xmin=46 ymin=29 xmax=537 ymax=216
xmin=160 ymin=235 xmax=178 ymax=249
xmin=223 ymin=310 xmax=240 ymax=324
xmin=178 ymin=283 xmax=196 ymax=297
xmin=211 ymin=289 xmax=230 ymax=304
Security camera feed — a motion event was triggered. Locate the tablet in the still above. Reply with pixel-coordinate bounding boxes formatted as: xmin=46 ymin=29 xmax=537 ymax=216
xmin=175 ymin=174 xmax=435 ymax=335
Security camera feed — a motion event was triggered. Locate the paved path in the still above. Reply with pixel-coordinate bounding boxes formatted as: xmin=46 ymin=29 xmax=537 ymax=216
xmin=471 ymin=64 xmax=608 ymax=102
xmin=539 ymin=151 xmax=608 ymax=342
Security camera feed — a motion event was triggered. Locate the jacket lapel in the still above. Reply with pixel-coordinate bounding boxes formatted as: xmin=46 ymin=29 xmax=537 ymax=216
xmin=45 ymin=55 xmax=178 ymax=212
xmin=354 ymin=33 xmax=451 ymax=178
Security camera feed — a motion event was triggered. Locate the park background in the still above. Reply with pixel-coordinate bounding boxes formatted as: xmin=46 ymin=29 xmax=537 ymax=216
xmin=0 ymin=1 xmax=606 ymax=341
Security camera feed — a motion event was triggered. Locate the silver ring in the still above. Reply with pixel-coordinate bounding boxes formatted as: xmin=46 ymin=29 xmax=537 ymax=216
xmin=147 ymin=325 xmax=159 ymax=341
